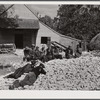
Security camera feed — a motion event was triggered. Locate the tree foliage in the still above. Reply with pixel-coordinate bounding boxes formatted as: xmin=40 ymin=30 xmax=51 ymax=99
xmin=56 ymin=5 xmax=100 ymax=42
xmin=39 ymin=15 xmax=53 ymax=28
xmin=0 ymin=5 xmax=18 ymax=28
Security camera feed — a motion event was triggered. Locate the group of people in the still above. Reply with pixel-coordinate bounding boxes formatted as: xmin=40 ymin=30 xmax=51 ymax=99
xmin=23 ymin=44 xmax=65 ymax=62
xmin=23 ymin=43 xmax=82 ymax=63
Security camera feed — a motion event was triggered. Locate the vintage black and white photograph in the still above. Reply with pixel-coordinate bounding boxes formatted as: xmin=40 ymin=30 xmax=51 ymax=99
xmin=0 ymin=3 xmax=100 ymax=91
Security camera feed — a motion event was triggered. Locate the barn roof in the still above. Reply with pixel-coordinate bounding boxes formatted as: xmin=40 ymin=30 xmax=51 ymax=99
xmin=0 ymin=18 xmax=40 ymax=29
xmin=17 ymin=19 xmax=39 ymax=29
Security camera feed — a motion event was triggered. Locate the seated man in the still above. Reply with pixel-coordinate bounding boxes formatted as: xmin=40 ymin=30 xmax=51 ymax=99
xmin=66 ymin=46 xmax=73 ymax=59
xmin=46 ymin=46 xmax=54 ymax=61
xmin=53 ymin=47 xmax=62 ymax=59
xmin=59 ymin=48 xmax=65 ymax=58
xmin=29 ymin=44 xmax=36 ymax=61
xmin=35 ymin=46 xmax=41 ymax=60
xmin=23 ymin=46 xmax=31 ymax=61
xmin=40 ymin=45 xmax=47 ymax=62
xmin=75 ymin=45 xmax=82 ymax=58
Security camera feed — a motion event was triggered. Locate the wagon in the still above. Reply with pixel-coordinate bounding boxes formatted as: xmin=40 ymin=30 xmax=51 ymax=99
xmin=0 ymin=43 xmax=16 ymax=54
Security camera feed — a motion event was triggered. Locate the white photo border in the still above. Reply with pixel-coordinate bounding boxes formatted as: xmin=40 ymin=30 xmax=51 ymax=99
xmin=0 ymin=1 xmax=100 ymax=99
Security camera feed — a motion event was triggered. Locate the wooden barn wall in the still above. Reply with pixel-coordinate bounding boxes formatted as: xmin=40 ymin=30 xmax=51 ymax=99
xmin=36 ymin=22 xmax=80 ymax=51
xmin=0 ymin=29 xmax=37 ymax=48
xmin=0 ymin=29 xmax=14 ymax=44
xmin=32 ymin=30 xmax=38 ymax=45
xmin=36 ymin=22 xmax=60 ymax=49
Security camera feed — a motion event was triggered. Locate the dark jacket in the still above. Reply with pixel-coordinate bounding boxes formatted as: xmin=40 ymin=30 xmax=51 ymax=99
xmin=6 ymin=63 xmax=34 ymax=79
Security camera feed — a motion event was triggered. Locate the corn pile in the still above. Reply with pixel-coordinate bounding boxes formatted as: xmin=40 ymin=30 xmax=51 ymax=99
xmin=1 ymin=51 xmax=100 ymax=90
xmin=90 ymin=50 xmax=100 ymax=57
xmin=30 ymin=56 xmax=100 ymax=90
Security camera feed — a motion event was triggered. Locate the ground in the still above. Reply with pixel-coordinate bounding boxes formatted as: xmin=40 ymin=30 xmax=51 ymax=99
xmin=0 ymin=49 xmax=23 ymax=63
xmin=0 ymin=49 xmax=25 ymax=76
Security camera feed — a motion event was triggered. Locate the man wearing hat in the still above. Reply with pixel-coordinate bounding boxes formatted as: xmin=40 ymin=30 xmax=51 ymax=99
xmin=30 ymin=44 xmax=36 ymax=61
xmin=35 ymin=46 xmax=41 ymax=60
xmin=23 ymin=46 xmax=31 ymax=61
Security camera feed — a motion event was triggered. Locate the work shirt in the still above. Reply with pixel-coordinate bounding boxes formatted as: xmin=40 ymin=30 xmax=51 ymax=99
xmin=40 ymin=48 xmax=46 ymax=56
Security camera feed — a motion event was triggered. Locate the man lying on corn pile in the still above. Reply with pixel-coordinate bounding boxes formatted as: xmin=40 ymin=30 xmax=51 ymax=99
xmin=7 ymin=60 xmax=46 ymax=89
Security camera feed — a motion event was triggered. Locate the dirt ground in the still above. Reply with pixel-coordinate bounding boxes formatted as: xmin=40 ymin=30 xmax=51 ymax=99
xmin=0 ymin=49 xmax=25 ymax=76
xmin=0 ymin=49 xmax=23 ymax=63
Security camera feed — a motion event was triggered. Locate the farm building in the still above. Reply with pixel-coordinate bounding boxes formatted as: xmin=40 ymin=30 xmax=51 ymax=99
xmin=0 ymin=19 xmax=39 ymax=48
xmin=0 ymin=4 xmax=81 ymax=52
xmin=36 ymin=21 xmax=81 ymax=52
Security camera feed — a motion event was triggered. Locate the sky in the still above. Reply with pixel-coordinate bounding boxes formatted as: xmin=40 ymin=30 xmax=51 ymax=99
xmin=4 ymin=4 xmax=59 ymax=19
xmin=29 ymin=5 xmax=59 ymax=18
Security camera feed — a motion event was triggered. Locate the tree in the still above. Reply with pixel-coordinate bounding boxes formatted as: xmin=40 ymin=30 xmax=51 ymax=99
xmin=56 ymin=5 xmax=100 ymax=42
xmin=0 ymin=5 xmax=18 ymax=28
xmin=39 ymin=15 xmax=53 ymax=28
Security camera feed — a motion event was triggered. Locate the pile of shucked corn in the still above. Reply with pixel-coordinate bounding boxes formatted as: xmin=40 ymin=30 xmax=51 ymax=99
xmin=31 ymin=56 xmax=100 ymax=90
xmin=1 ymin=51 xmax=100 ymax=90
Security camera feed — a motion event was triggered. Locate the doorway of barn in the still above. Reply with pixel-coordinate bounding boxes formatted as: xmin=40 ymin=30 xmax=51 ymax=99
xmin=15 ymin=34 xmax=23 ymax=48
